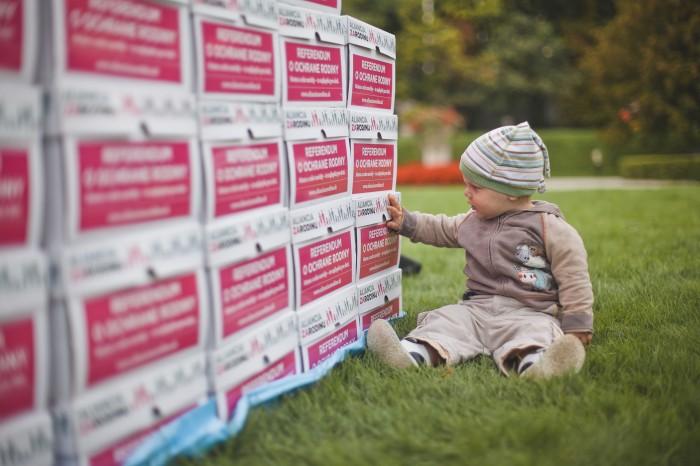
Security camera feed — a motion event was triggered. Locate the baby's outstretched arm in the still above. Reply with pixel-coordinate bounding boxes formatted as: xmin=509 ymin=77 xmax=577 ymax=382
xmin=386 ymin=194 xmax=404 ymax=232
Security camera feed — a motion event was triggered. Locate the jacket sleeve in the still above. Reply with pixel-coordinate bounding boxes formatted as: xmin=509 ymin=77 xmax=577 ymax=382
xmin=399 ymin=208 xmax=469 ymax=248
xmin=543 ymin=213 xmax=594 ymax=333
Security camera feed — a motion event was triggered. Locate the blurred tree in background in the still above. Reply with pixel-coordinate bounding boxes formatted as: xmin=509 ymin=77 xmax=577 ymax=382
xmin=344 ymin=0 xmax=699 ymax=153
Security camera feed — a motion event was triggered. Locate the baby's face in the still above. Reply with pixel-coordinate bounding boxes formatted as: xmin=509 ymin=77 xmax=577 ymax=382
xmin=462 ymin=176 xmax=518 ymax=219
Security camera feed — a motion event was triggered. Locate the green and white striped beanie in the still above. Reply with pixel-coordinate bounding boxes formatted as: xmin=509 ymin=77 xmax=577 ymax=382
xmin=459 ymin=121 xmax=551 ymax=197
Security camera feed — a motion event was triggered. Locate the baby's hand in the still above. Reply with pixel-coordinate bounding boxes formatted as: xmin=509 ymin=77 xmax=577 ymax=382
xmin=566 ymin=332 xmax=592 ymax=347
xmin=386 ymin=194 xmax=404 ymax=232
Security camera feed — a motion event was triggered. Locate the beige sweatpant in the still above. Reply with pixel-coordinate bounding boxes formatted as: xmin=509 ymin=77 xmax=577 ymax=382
xmin=406 ymin=295 xmax=563 ymax=375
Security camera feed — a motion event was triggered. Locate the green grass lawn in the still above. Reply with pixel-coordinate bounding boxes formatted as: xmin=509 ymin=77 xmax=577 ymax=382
xmin=186 ymin=185 xmax=700 ymax=466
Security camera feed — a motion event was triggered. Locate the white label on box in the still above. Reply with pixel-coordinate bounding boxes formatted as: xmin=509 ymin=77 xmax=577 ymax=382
xmin=347 ymin=45 xmax=395 ymax=113
xmin=348 ymin=110 xmax=398 ymax=140
xmin=205 ymin=205 xmax=289 ymax=268
xmin=192 ymin=0 xmax=278 ymax=30
xmin=0 ymin=84 xmax=41 ymax=140
xmin=64 ymin=137 xmax=199 ymax=238
xmin=69 ymin=271 xmax=207 ymax=389
xmin=358 ymin=268 xmax=401 ymax=331
xmin=280 ymin=37 xmax=346 ymax=107
xmin=278 ymin=4 xmax=346 ymax=43
xmin=302 ymin=318 xmax=358 ymax=371
xmin=0 ymin=141 xmax=42 ymax=248
xmin=289 ymin=197 xmax=354 ymax=244
xmin=54 ymin=0 xmax=191 ymax=88
xmin=293 ymin=228 xmax=355 ymax=308
xmin=52 ymin=85 xmax=197 ymax=138
xmin=219 ymin=348 xmax=299 ymax=421
xmin=0 ymin=0 xmax=37 ymax=82
xmin=345 ymin=16 xmax=396 ymax=59
xmin=199 ymin=101 xmax=281 ymax=141
xmin=351 ymin=140 xmax=396 ymax=194
xmin=195 ymin=16 xmax=279 ymax=102
xmin=212 ymin=245 xmax=292 ymax=342
xmin=353 ymin=191 xmax=399 ymax=228
xmin=0 ymin=310 xmax=47 ymax=420
xmin=279 ymin=0 xmax=341 ymax=15
xmin=212 ymin=310 xmax=298 ymax=392
xmin=59 ymin=351 xmax=207 ymax=457
xmin=286 ymin=137 xmax=351 ymax=208
xmin=0 ymin=411 xmax=53 ymax=466
xmin=61 ymin=221 xmax=202 ymax=298
xmin=0 ymin=249 xmax=47 ymax=316
xmin=282 ymin=107 xmax=348 ymax=141
xmin=202 ymin=138 xmax=283 ymax=220
xmin=356 ymin=223 xmax=400 ymax=281
xmin=297 ymin=285 xmax=357 ymax=345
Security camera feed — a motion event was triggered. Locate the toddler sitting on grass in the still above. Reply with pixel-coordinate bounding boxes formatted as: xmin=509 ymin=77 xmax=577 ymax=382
xmin=368 ymin=122 xmax=593 ymax=378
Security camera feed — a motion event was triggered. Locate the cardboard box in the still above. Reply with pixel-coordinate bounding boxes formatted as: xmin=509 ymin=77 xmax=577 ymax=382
xmin=193 ymin=12 xmax=280 ymax=102
xmin=209 ymin=244 xmax=293 ymax=345
xmin=50 ymin=0 xmax=192 ymax=90
xmin=349 ymin=110 xmax=398 ymax=195
xmin=0 ymin=0 xmax=38 ymax=83
xmin=283 ymin=108 xmax=351 ymax=209
xmin=199 ymin=101 xmax=284 ymax=221
xmin=278 ymin=4 xmax=347 ymax=107
xmin=292 ymin=227 xmax=355 ymax=309
xmin=289 ymin=196 xmax=354 ymax=244
xmin=192 ymin=0 xmax=278 ymax=30
xmin=211 ymin=310 xmax=299 ymax=420
xmin=355 ymin=222 xmax=400 ymax=282
xmin=357 ymin=268 xmax=401 ymax=331
xmin=279 ymin=0 xmax=341 ymax=15
xmin=51 ymin=220 xmax=206 ymax=395
xmin=353 ymin=190 xmax=399 ymax=228
xmin=44 ymin=84 xmax=200 ymax=246
xmin=54 ymin=351 xmax=208 ymax=466
xmin=0 ymin=410 xmax=53 ymax=466
xmin=344 ymin=16 xmax=396 ymax=113
xmin=0 ymin=84 xmax=43 ymax=248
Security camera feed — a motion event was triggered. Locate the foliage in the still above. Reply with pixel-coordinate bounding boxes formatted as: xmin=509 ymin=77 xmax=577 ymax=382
xmin=619 ymin=154 xmax=700 ymax=180
xmin=188 ymin=186 xmax=700 ymax=466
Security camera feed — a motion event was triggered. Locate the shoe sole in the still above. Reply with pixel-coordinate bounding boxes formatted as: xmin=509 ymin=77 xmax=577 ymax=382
xmin=521 ymin=334 xmax=585 ymax=379
xmin=366 ymin=319 xmax=417 ymax=369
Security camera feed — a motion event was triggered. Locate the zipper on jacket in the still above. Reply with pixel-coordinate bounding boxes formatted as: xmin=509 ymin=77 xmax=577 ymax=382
xmin=487 ymin=215 xmax=505 ymax=277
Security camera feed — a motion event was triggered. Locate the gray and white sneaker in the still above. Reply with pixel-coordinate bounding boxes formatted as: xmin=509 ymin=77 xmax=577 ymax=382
xmin=521 ymin=334 xmax=586 ymax=379
xmin=366 ymin=319 xmax=417 ymax=368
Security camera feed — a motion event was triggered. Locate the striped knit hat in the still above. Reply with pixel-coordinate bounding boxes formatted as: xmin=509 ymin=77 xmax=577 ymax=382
xmin=459 ymin=122 xmax=550 ymax=197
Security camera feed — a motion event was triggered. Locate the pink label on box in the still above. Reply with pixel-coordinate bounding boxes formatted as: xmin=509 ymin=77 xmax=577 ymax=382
xmin=352 ymin=142 xmax=395 ymax=194
xmin=225 ymin=350 xmax=297 ymax=419
xmin=64 ymin=0 xmax=182 ymax=83
xmin=219 ymin=248 xmax=289 ymax=338
xmin=212 ymin=142 xmax=280 ymax=217
xmin=0 ymin=148 xmax=30 ymax=246
xmin=350 ymin=53 xmax=393 ymax=110
xmin=78 ymin=141 xmax=191 ymax=232
xmin=360 ymin=298 xmax=400 ymax=331
xmin=306 ymin=319 xmax=357 ymax=370
xmin=298 ymin=230 xmax=353 ymax=306
xmin=305 ymin=0 xmax=338 ymax=7
xmin=89 ymin=404 xmax=193 ymax=466
xmin=285 ymin=41 xmax=343 ymax=102
xmin=358 ymin=224 xmax=399 ymax=280
xmin=84 ymin=273 xmax=200 ymax=386
xmin=0 ymin=315 xmax=35 ymax=420
xmin=0 ymin=0 xmax=22 ymax=71
xmin=292 ymin=139 xmax=348 ymax=204
xmin=201 ymin=20 xmax=275 ymax=96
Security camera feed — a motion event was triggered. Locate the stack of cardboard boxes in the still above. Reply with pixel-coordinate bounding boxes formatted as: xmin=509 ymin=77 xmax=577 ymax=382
xmin=0 ymin=0 xmax=402 ymax=463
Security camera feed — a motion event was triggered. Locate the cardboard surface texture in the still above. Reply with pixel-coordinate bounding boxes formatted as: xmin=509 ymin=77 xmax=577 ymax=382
xmin=0 ymin=84 xmax=43 ymax=248
xmin=51 ymin=0 xmax=192 ymax=90
xmin=278 ymin=4 xmax=347 ymax=107
xmin=0 ymin=410 xmax=53 ymax=466
xmin=357 ymin=268 xmax=401 ymax=331
xmin=192 ymin=0 xmax=278 ymax=30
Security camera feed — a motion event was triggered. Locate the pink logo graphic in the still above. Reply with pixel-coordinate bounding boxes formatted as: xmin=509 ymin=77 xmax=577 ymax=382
xmin=285 ymin=41 xmax=343 ymax=103
xmin=0 ymin=0 xmax=22 ymax=72
xmin=292 ymin=139 xmax=348 ymax=204
xmin=358 ymin=224 xmax=399 ymax=279
xmin=306 ymin=320 xmax=357 ymax=369
xmin=352 ymin=142 xmax=395 ymax=194
xmin=350 ymin=53 xmax=394 ymax=110
xmin=0 ymin=148 xmax=30 ymax=246
xmin=0 ymin=315 xmax=35 ymax=420
xmin=297 ymin=231 xmax=353 ymax=306
xmin=65 ymin=0 xmax=183 ymax=83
